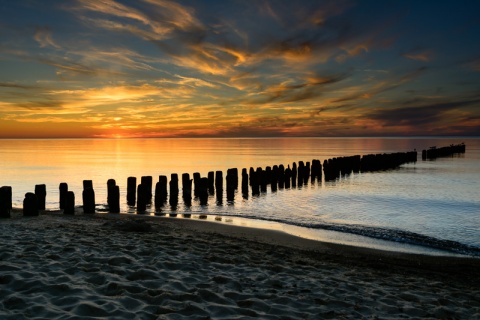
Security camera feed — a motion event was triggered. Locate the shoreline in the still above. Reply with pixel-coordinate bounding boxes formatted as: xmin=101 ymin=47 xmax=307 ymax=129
xmin=1 ymin=210 xmax=479 ymax=318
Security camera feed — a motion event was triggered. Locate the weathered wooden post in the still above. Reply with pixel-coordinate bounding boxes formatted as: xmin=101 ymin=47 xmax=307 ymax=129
xmin=291 ymin=162 xmax=297 ymax=187
xmin=82 ymin=180 xmax=95 ymax=214
xmin=182 ymin=173 xmax=192 ymax=207
xmin=64 ymin=191 xmax=75 ymax=215
xmin=127 ymin=177 xmax=137 ymax=206
xmin=34 ymin=184 xmax=47 ymax=210
xmin=227 ymin=168 xmax=238 ymax=189
xmin=59 ymin=182 xmax=68 ymax=209
xmin=257 ymin=167 xmax=267 ymax=193
xmin=250 ymin=169 xmax=259 ymax=196
xmin=157 ymin=175 xmax=168 ymax=205
xmin=284 ymin=166 xmax=291 ymax=189
xmin=208 ymin=171 xmax=215 ymax=195
xmin=141 ymin=176 xmax=153 ymax=203
xmin=278 ymin=164 xmax=285 ymax=189
xmin=271 ymin=166 xmax=278 ymax=191
xmin=137 ymin=184 xmax=147 ymax=213
xmin=304 ymin=162 xmax=311 ymax=184
xmin=107 ymin=179 xmax=120 ymax=213
xmin=193 ymin=172 xmax=201 ymax=197
xmin=199 ymin=177 xmax=209 ymax=205
xmin=23 ymin=192 xmax=39 ymax=217
xmin=297 ymin=162 xmax=305 ymax=186
xmin=241 ymin=169 xmax=249 ymax=198
xmin=170 ymin=174 xmax=179 ymax=208
xmin=0 ymin=186 xmax=11 ymax=218
xmin=83 ymin=187 xmax=95 ymax=214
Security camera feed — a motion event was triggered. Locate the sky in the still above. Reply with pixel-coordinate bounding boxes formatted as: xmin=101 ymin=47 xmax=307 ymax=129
xmin=0 ymin=0 xmax=479 ymax=138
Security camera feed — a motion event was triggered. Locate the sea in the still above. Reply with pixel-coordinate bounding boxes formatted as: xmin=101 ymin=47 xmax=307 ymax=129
xmin=1 ymin=137 xmax=479 ymax=257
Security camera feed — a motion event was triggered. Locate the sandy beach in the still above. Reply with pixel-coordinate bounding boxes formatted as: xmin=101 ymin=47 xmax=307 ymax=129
xmin=1 ymin=210 xmax=479 ymax=319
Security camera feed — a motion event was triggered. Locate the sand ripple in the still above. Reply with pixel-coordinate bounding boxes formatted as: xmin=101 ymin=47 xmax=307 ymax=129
xmin=1 ymin=213 xmax=479 ymax=319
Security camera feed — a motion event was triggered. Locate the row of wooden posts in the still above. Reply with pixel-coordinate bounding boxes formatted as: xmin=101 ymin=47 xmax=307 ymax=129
xmin=421 ymin=143 xmax=466 ymax=160
xmin=0 ymin=145 xmax=464 ymax=219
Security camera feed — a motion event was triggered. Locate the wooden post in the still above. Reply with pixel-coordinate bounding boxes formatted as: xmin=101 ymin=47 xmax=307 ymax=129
xmin=34 ymin=184 xmax=47 ymax=210
xmin=278 ymin=164 xmax=285 ymax=189
xmin=158 ymin=175 xmax=168 ymax=205
xmin=137 ymin=184 xmax=147 ymax=213
xmin=198 ymin=177 xmax=209 ymax=205
xmin=83 ymin=187 xmax=95 ymax=214
xmin=304 ymin=162 xmax=311 ymax=184
xmin=193 ymin=172 xmax=201 ymax=197
xmin=284 ymin=166 xmax=291 ymax=189
xmin=170 ymin=174 xmax=179 ymax=208
xmin=208 ymin=171 xmax=215 ymax=195
xmin=241 ymin=169 xmax=249 ymax=198
xmin=127 ymin=177 xmax=137 ymax=206
xmin=0 ymin=186 xmax=11 ymax=218
xmin=292 ymin=162 xmax=297 ymax=187
xmin=59 ymin=182 xmax=68 ymax=209
xmin=227 ymin=168 xmax=238 ymax=189
xmin=64 ymin=191 xmax=75 ymax=215
xmin=141 ymin=176 xmax=153 ymax=203
xmin=182 ymin=173 xmax=192 ymax=207
xmin=23 ymin=192 xmax=39 ymax=217
xmin=107 ymin=180 xmax=120 ymax=213
xmin=83 ymin=180 xmax=93 ymax=190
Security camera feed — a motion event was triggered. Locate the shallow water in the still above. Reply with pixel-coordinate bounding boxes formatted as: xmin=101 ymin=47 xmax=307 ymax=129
xmin=1 ymin=137 xmax=479 ymax=255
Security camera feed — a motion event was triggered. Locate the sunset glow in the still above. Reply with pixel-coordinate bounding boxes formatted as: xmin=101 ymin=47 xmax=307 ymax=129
xmin=1 ymin=1 xmax=479 ymax=138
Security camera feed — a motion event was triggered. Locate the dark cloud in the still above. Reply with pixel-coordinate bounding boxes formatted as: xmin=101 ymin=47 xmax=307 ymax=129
xmin=367 ymin=99 xmax=480 ymax=127
xmin=0 ymin=82 xmax=36 ymax=89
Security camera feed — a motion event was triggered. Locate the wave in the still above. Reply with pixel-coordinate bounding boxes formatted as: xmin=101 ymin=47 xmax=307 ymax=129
xmin=216 ymin=213 xmax=480 ymax=257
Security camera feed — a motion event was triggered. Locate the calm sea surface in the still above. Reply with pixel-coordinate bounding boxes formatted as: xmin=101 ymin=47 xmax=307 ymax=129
xmin=1 ymin=137 xmax=479 ymax=256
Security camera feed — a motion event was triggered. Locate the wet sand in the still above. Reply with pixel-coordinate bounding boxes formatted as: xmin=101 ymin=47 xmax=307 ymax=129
xmin=1 ymin=210 xmax=479 ymax=319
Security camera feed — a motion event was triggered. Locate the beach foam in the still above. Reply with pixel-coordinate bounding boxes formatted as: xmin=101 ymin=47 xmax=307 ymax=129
xmin=1 ymin=211 xmax=479 ymax=319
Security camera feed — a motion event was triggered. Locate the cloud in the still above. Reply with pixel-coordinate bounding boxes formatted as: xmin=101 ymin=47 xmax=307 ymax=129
xmin=367 ymin=98 xmax=480 ymax=127
xmin=34 ymin=26 xmax=61 ymax=49
xmin=402 ymin=51 xmax=433 ymax=62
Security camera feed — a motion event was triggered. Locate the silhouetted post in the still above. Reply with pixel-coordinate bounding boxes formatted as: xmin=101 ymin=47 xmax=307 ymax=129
xmin=250 ymin=169 xmax=259 ymax=196
xmin=127 ymin=177 xmax=137 ymax=206
xmin=271 ymin=165 xmax=278 ymax=191
xmin=64 ymin=191 xmax=75 ymax=215
xmin=170 ymin=174 xmax=179 ymax=197
xmin=34 ymin=184 xmax=47 ymax=210
xmin=141 ymin=176 xmax=153 ymax=203
xmin=208 ymin=171 xmax=215 ymax=195
xmin=182 ymin=173 xmax=192 ymax=206
xmin=227 ymin=168 xmax=238 ymax=189
xmin=257 ymin=167 xmax=267 ymax=193
xmin=278 ymin=164 xmax=285 ymax=189
xmin=193 ymin=172 xmax=201 ymax=197
xmin=83 ymin=180 xmax=93 ymax=190
xmin=241 ymin=169 xmax=249 ymax=199
xmin=265 ymin=166 xmax=272 ymax=184
xmin=137 ymin=184 xmax=147 ymax=213
xmin=304 ymin=162 xmax=311 ymax=184
xmin=158 ymin=176 xmax=168 ymax=204
xmin=59 ymin=183 xmax=68 ymax=209
xmin=170 ymin=174 xmax=179 ymax=208
xmin=23 ymin=192 xmax=39 ymax=217
xmin=107 ymin=181 xmax=120 ymax=213
xmin=83 ymin=187 xmax=95 ymax=214
xmin=0 ymin=186 xmax=11 ymax=218
xmin=291 ymin=162 xmax=297 ymax=187
xmin=311 ymin=159 xmax=322 ymax=181
xmin=198 ymin=177 xmax=209 ymax=205
xmin=297 ymin=162 xmax=305 ymax=186
xmin=284 ymin=166 xmax=291 ymax=189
